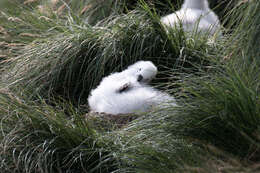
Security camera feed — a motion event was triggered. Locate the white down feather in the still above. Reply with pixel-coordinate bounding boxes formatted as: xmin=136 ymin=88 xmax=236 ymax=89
xmin=161 ymin=0 xmax=221 ymax=36
xmin=88 ymin=61 xmax=176 ymax=115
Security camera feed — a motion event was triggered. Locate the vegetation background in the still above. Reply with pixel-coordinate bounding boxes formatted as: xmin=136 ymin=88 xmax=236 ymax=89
xmin=0 ymin=0 xmax=260 ymax=172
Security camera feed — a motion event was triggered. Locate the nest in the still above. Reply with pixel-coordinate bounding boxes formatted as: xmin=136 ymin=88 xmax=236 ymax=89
xmin=85 ymin=112 xmax=139 ymax=130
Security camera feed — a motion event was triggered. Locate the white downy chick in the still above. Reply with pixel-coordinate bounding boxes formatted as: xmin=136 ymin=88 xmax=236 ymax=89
xmin=88 ymin=61 xmax=176 ymax=115
xmin=161 ymin=0 xmax=221 ymax=36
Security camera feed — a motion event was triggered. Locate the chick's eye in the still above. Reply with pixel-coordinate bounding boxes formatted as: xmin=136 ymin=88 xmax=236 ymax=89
xmin=138 ymin=68 xmax=142 ymax=72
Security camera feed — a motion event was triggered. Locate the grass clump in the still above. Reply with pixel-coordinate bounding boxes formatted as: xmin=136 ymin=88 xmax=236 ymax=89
xmin=0 ymin=90 xmax=116 ymax=173
xmin=0 ymin=0 xmax=260 ymax=172
xmin=170 ymin=63 xmax=260 ymax=158
xmin=2 ymin=3 xmax=223 ymax=104
xmin=105 ymin=0 xmax=260 ymax=172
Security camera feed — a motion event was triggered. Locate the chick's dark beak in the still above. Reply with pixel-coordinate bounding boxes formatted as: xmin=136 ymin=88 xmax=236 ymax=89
xmin=137 ymin=75 xmax=143 ymax=82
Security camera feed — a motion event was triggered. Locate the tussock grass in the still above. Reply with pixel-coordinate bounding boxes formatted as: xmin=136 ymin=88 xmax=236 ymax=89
xmin=180 ymin=0 xmax=260 ymax=159
xmin=170 ymin=64 xmax=260 ymax=157
xmin=0 ymin=0 xmax=260 ymax=172
xmin=105 ymin=1 xmax=260 ymax=172
xmin=0 ymin=90 xmax=116 ymax=173
xmin=2 ymin=3 xmax=223 ymax=104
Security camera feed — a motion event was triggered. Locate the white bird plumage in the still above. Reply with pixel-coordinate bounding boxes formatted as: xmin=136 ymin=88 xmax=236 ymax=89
xmin=88 ymin=61 xmax=176 ymax=115
xmin=161 ymin=0 xmax=221 ymax=36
